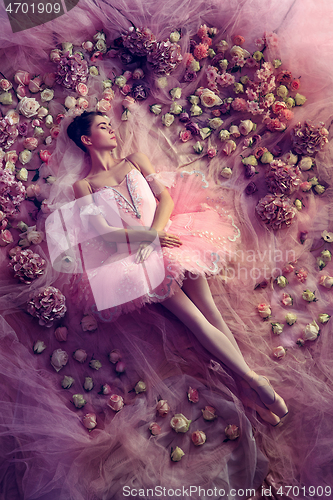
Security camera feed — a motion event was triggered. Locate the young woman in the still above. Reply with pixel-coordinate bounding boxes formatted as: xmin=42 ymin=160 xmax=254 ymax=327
xmin=66 ymin=110 xmax=288 ymax=426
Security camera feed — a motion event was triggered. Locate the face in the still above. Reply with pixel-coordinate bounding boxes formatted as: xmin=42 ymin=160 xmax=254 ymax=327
xmin=82 ymin=115 xmax=117 ymax=152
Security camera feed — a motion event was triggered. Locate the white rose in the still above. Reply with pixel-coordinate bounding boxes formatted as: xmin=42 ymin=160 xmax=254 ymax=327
xmin=102 ymin=79 xmax=113 ymax=89
xmin=188 ymin=59 xmax=201 ymax=72
xmin=200 ymin=127 xmax=212 ymax=140
xmin=229 ymin=125 xmax=240 ymax=137
xmin=188 ymin=95 xmax=199 ymax=105
xmin=150 ymin=104 xmax=162 ymax=115
xmin=93 ymin=31 xmax=106 ymax=41
xmin=0 ymin=93 xmax=13 ymax=105
xmin=209 ymin=117 xmax=223 ymax=130
xmin=170 ymin=87 xmax=182 ymax=99
xmin=219 ymin=129 xmax=230 ymax=141
xmin=41 ymin=89 xmax=54 ymax=102
xmin=190 ymin=104 xmax=202 ymax=116
xmin=303 ymin=320 xmax=320 ymax=341
xmin=239 ymin=119 xmax=255 ymax=135
xmin=62 ymin=42 xmax=73 ymax=54
xmin=200 ymin=88 xmax=222 ymax=108
xmin=45 ymin=115 xmax=54 ymax=128
xmin=19 ymin=150 xmax=32 ymax=165
xmin=156 ymin=77 xmax=168 ymax=89
xmin=276 ymin=85 xmax=289 ymax=99
xmin=72 ymin=394 xmax=87 ymax=409
xmin=17 ymin=169 xmax=28 ymax=183
xmin=34 ymin=127 xmax=44 ymax=138
xmin=170 ymin=413 xmax=191 ymax=433
xmin=37 ymin=106 xmax=49 ymax=119
xmin=219 ymin=59 xmax=228 ymax=71
xmin=220 ymin=167 xmax=233 ymax=178
xmin=170 ymin=31 xmax=180 ymax=43
xmin=64 ymin=96 xmax=77 ymax=109
xmin=282 ymin=152 xmax=298 ymax=165
xmin=299 ymin=157 xmax=313 ymax=171
xmin=193 ymin=141 xmax=203 ymax=154
xmin=18 ymin=97 xmax=40 ymax=118
xmin=295 ymin=93 xmax=307 ymax=106
xmin=89 ymin=66 xmax=99 ymax=76
xmin=161 ymin=113 xmax=175 ymax=127
xmin=271 ymin=322 xmax=284 ymax=335
xmin=169 ymin=102 xmax=182 ymax=115
xmin=95 ymin=39 xmax=107 ymax=53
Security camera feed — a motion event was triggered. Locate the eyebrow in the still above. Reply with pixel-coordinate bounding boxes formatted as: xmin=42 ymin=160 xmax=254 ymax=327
xmin=97 ymin=121 xmax=109 ymax=127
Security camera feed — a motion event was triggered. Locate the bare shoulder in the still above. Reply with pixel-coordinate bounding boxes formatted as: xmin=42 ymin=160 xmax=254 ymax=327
xmin=127 ymin=152 xmax=155 ymax=176
xmin=73 ymin=178 xmax=92 ymax=200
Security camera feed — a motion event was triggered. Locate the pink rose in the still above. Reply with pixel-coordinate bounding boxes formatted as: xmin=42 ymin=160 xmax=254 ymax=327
xmin=43 ymin=72 xmax=56 ymax=87
xmin=16 ymin=85 xmax=27 ymax=99
xmin=0 ymin=79 xmax=12 ymax=91
xmin=82 ymin=413 xmax=97 ymax=430
xmin=50 ymin=49 xmax=62 ymax=63
xmin=207 ymin=147 xmax=217 ymax=159
xmin=272 ymin=346 xmax=287 ymax=359
xmin=103 ymin=89 xmax=115 ymax=101
xmin=73 ymin=349 xmax=87 ymax=363
xmin=233 ymin=35 xmax=245 ymax=46
xmin=271 ymin=101 xmax=286 ymax=115
xmin=76 ymin=83 xmax=88 ymax=96
xmin=50 ymin=349 xmax=68 ymax=372
xmin=211 ymin=109 xmax=221 ymax=117
xmin=283 ymin=262 xmax=296 ymax=273
xmin=231 ymin=98 xmax=247 ymax=112
xmin=4 ymin=151 xmax=18 ymax=163
xmin=54 ymin=326 xmax=68 ymax=342
xmin=0 ymin=229 xmax=13 ymax=246
xmin=81 ymin=314 xmax=98 ymax=332
xmin=281 ymin=293 xmax=293 ymax=306
xmin=107 ymin=394 xmax=124 ymax=412
xmin=191 ymin=430 xmax=206 ymax=446
xmin=149 ymin=422 xmax=162 ymax=435
xmin=96 ymin=99 xmax=111 ymax=113
xmin=41 ymin=200 xmax=51 ymax=214
xmin=108 ymin=349 xmax=121 ymax=364
xmin=201 ymin=406 xmax=217 ymax=421
xmin=257 ymin=302 xmax=271 ymax=319
xmin=295 ymin=268 xmax=308 ymax=283
xmin=123 ymin=71 xmax=132 ymax=81
xmin=291 ymin=79 xmax=300 ymax=91
xmin=23 ymin=137 xmax=39 ymax=151
xmin=50 ymin=126 xmax=60 ymax=139
xmin=115 ymin=361 xmax=126 ymax=373
xmin=300 ymin=181 xmax=312 ymax=192
xmin=26 ymin=184 xmax=41 ymax=198
xmin=76 ymin=97 xmax=89 ymax=109
xmin=101 ymin=384 xmax=112 ymax=395
xmin=222 ymin=140 xmax=236 ymax=156
xmin=55 ymin=113 xmax=65 ymax=125
xmin=319 ymin=275 xmax=333 ymax=288
xmin=120 ymin=84 xmax=131 ymax=95
xmin=170 ymin=413 xmax=191 ymax=433
xmin=187 ymin=387 xmax=199 ymax=403
xmin=156 ymin=399 xmax=170 ymax=417
xmin=91 ymin=51 xmax=103 ymax=63
xmin=121 ymin=96 xmax=136 ymax=109
xmin=224 ymin=424 xmax=240 ymax=440
xmin=26 ymin=229 xmax=44 ymax=245
xmin=180 ymin=129 xmax=192 ymax=142
xmin=29 ymin=76 xmax=43 ymax=94
xmin=14 ymin=70 xmax=31 ymax=86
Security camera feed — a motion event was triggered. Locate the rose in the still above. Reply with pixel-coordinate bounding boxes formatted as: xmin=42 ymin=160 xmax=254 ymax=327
xmin=43 ymin=72 xmax=56 ymax=87
xmin=108 ymin=349 xmax=121 ymax=364
xmin=72 ymin=394 xmax=86 ymax=409
xmin=187 ymin=387 xmax=199 ymax=403
xmin=61 ymin=376 xmax=75 ymax=389
xmin=171 ymin=446 xmax=185 ymax=462
xmin=115 ymin=361 xmax=126 ymax=373
xmin=96 ymin=99 xmax=111 ymax=113
xmin=89 ymin=359 xmax=102 ymax=370
xmin=276 ymin=275 xmax=288 ymax=288
xmin=34 ymin=127 xmax=44 ymax=138
xmin=207 ymin=147 xmax=217 ymax=159
xmin=28 ymin=76 xmax=43 ymax=94
xmin=149 ymin=422 xmax=162 ymax=435
xmin=295 ymin=268 xmax=308 ymax=283
xmin=16 ymin=85 xmax=27 ymax=100
xmin=19 ymin=150 xmax=32 ymax=165
xmin=234 ymin=82 xmax=244 ymax=94
xmin=14 ymin=70 xmax=31 ymax=85
xmin=150 ymin=104 xmax=162 ymax=115
xmin=188 ymin=95 xmax=199 ymax=105
xmin=107 ymin=394 xmax=124 ymax=411
xmin=209 ymin=118 xmax=223 ymax=130
xmin=50 ymin=48 xmax=62 ymax=63
xmin=95 ymin=39 xmax=107 ymax=53
xmin=156 ymin=400 xmax=170 ymax=417
xmin=26 ymin=184 xmax=41 ymax=197
xmin=321 ymin=250 xmax=332 ymax=263
xmin=45 ymin=115 xmax=54 ymax=129
xmin=314 ymin=185 xmax=325 ymax=195
xmin=285 ymin=312 xmax=297 ymax=325
xmin=170 ymin=413 xmax=191 ymax=433
xmin=224 ymin=424 xmax=240 ymax=440
xmin=242 ymin=155 xmax=257 ymax=166
xmin=84 ymin=377 xmax=94 ymax=391
xmin=239 ymin=120 xmax=255 ymax=135
xmin=26 ymin=229 xmax=44 ymax=244
xmin=229 ymin=125 xmax=240 ymax=137
xmin=83 ymin=413 xmax=97 ymax=430
xmin=55 ymin=326 xmax=68 ymax=342
xmin=188 ymin=59 xmax=201 ymax=72
xmin=298 ymin=157 xmax=313 ymax=171
xmin=18 ymin=97 xmax=40 ymax=118
xmin=161 ymin=113 xmax=175 ymax=127
xmin=39 ymin=150 xmax=51 ymax=164
xmin=64 ymin=96 xmax=76 ymax=109
xmin=115 ymin=75 xmax=127 ymax=88
xmin=33 ymin=340 xmax=47 ymax=354
xmin=169 ymin=102 xmax=182 ymax=115
xmin=200 ymin=127 xmax=212 ymax=140
xmin=295 ymin=93 xmax=306 ymax=106
xmin=201 ymin=406 xmax=217 ymax=421
xmin=272 ymin=346 xmax=287 ymax=359
xmin=101 ymin=384 xmax=112 ymax=395
xmin=133 ymin=68 xmax=144 ymax=80
xmin=50 ymin=349 xmax=68 ymax=372
xmin=180 ymin=129 xmax=192 ymax=142
xmin=193 ymin=141 xmax=203 ymax=154
xmin=219 ymin=130 xmax=230 ymax=141
xmin=220 ymin=167 xmax=232 ymax=179
xmin=302 ymin=289 xmax=317 ymax=302
xmin=200 ymin=88 xmax=222 ymax=107
xmin=319 ymin=275 xmax=333 ymax=288
xmin=0 ymin=79 xmax=11 ymax=92
xmin=303 ymin=320 xmax=320 ymax=341
xmin=80 ymin=314 xmax=97 ymax=332
xmin=294 ymin=199 xmax=302 ymax=211
xmin=76 ymin=98 xmax=89 ymax=110
xmin=73 ymin=349 xmax=87 ymax=363
xmin=190 ymin=104 xmax=202 ymax=116
xmin=281 ymin=293 xmax=293 ymax=306
xmin=257 ymin=303 xmax=271 ymax=319
xmin=300 ymin=181 xmax=312 ymax=192
xmin=41 ymin=89 xmax=54 ymax=102
xmin=62 ymin=42 xmax=73 ymax=54
xmin=170 ymin=87 xmax=182 ymax=100
xmin=37 ymin=107 xmax=48 ymax=120
xmin=271 ymin=322 xmax=284 ymax=335
xmin=4 ymin=150 xmax=18 ymax=163
xmin=134 ymin=380 xmax=146 ymax=394
xmin=16 ymin=168 xmax=28 ymax=181
xmin=191 ymin=430 xmax=206 ymax=446
xmin=103 ymin=88 xmax=115 ymax=101
xmin=0 ymin=93 xmax=12 ymax=106
xmin=318 ymin=313 xmax=330 ymax=324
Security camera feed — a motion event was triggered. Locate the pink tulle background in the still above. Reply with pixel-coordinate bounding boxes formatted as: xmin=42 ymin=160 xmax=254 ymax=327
xmin=1 ymin=0 xmax=333 ymax=499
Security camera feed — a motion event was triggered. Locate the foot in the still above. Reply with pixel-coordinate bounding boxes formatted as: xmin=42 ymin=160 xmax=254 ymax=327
xmin=244 ymin=370 xmax=288 ymax=419
xmin=240 ymin=381 xmax=281 ymax=426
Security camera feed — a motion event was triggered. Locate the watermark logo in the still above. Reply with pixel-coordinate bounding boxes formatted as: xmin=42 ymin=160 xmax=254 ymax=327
xmin=4 ymin=0 xmax=80 ymax=33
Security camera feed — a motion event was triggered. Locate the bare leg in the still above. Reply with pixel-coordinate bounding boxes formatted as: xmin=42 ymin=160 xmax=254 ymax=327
xmin=162 ymin=284 xmax=288 ymax=419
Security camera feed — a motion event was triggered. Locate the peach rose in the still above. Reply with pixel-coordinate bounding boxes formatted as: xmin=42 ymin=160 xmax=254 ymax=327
xmin=96 ymin=99 xmax=111 ymax=113
xmin=14 ymin=70 xmax=31 ymax=85
xmin=107 ymin=394 xmax=124 ymax=412
xmin=272 ymin=346 xmax=287 ymax=359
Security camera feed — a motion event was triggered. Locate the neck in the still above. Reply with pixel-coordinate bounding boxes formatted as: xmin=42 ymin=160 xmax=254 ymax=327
xmin=88 ymin=150 xmax=117 ymax=174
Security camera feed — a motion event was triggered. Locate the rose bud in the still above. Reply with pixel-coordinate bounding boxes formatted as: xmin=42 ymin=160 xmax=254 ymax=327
xmin=72 ymin=394 xmax=87 ymax=409
xmin=33 ymin=339 xmax=47 ymax=354
xmin=303 ymin=320 xmax=320 ymax=341
xmin=61 ymin=375 xmax=75 ymax=389
xmin=281 ymin=293 xmax=293 ymax=307
xmin=83 ymin=413 xmax=97 ymax=431
xmin=26 ymin=184 xmax=41 ymax=198
xmin=296 ymin=338 xmax=305 ymax=347
xmin=318 ymin=313 xmax=330 ymax=324
xmin=295 ymin=268 xmax=308 ymax=283
xmin=272 ymin=346 xmax=287 ymax=359
xmin=302 ymin=289 xmax=317 ymax=302
xmin=81 ymin=314 xmax=98 ymax=332
xmin=271 ymin=322 xmax=284 ymax=335
xmin=283 ymin=262 xmax=296 ymax=273
xmin=321 ymin=249 xmax=332 ymax=263
xmin=170 ymin=446 xmax=185 ymax=462
xmin=170 ymin=413 xmax=191 ymax=433
xmin=156 ymin=400 xmax=170 ymax=417
xmin=134 ymin=380 xmax=146 ymax=394
xmin=149 ymin=422 xmax=162 ymax=436
xmin=84 ymin=376 xmax=94 ymax=391
xmin=107 ymin=394 xmax=124 ymax=412
xmin=101 ymin=383 xmax=112 ymax=395
xmin=201 ymin=406 xmax=217 ymax=421
xmin=224 ymin=424 xmax=240 ymax=441
xmin=108 ymin=349 xmax=121 ymax=364
xmin=73 ymin=349 xmax=87 ymax=363
xmin=89 ymin=359 xmax=102 ymax=370
xmin=285 ymin=313 xmax=297 ymax=325
xmin=54 ymin=326 xmax=68 ymax=342
xmin=191 ymin=430 xmax=207 ymax=446
xmin=276 ymin=276 xmax=288 ymax=288
xmin=257 ymin=303 xmax=271 ymax=319
xmin=115 ymin=361 xmax=126 ymax=373
xmin=187 ymin=387 xmax=199 ymax=403
xmin=50 ymin=349 xmax=68 ymax=372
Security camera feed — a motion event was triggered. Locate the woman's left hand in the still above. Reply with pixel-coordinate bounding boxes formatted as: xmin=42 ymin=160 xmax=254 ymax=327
xmin=135 ymin=242 xmax=155 ymax=263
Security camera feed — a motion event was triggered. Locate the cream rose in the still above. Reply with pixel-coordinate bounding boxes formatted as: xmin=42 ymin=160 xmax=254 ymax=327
xmin=285 ymin=313 xmax=297 ymax=325
xmin=209 ymin=117 xmax=223 ymax=130
xmin=161 ymin=113 xmax=175 ymax=127
xmin=19 ymin=150 xmax=32 ymax=165
xmin=64 ymin=96 xmax=77 ymax=109
xmin=16 ymin=168 xmax=28 ymax=181
xmin=220 ymin=167 xmax=233 ymax=178
xmin=89 ymin=359 xmax=102 ymax=370
xmin=0 ymin=93 xmax=13 ymax=105
xmin=84 ymin=377 xmax=94 ymax=391
xmin=41 ymin=89 xmax=54 ymax=102
xmin=169 ymin=102 xmax=182 ymax=115
xmin=295 ymin=93 xmax=307 ymax=106
xmin=276 ymin=275 xmax=288 ymax=288
xmin=239 ymin=119 xmax=255 ymax=135
xmin=156 ymin=400 xmax=170 ymax=417
xmin=271 ymin=322 xmax=284 ymax=335
xmin=319 ymin=275 xmax=333 ymax=288
xmin=299 ymin=157 xmax=313 ymax=171
xmin=72 ymin=394 xmax=86 ymax=409
xmin=148 ymin=422 xmax=162 ymax=436
xmin=222 ymin=140 xmax=237 ymax=156
xmin=318 ymin=313 xmax=330 ymax=324
xmin=171 ymin=446 xmax=185 ymax=462
xmin=303 ymin=320 xmax=320 ymax=341
xmin=61 ymin=376 xmax=75 ymax=389
xmin=224 ymin=424 xmax=240 ymax=440
xmin=170 ymin=413 xmax=191 ymax=433
xmin=134 ymin=380 xmax=146 ymax=394
xmin=18 ymin=97 xmax=40 ymax=118
xmin=170 ymin=87 xmax=182 ymax=99
xmin=200 ymin=88 xmax=222 ymax=107
xmin=33 ymin=340 xmax=47 ymax=354
xmin=96 ymin=99 xmax=111 ymax=113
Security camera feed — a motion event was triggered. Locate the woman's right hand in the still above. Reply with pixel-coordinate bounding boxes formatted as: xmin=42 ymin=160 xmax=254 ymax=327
xmin=156 ymin=231 xmax=182 ymax=248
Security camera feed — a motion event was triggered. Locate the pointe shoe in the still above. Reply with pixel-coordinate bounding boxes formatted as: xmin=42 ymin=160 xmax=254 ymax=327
xmin=244 ymin=370 xmax=288 ymax=419
xmin=240 ymin=382 xmax=281 ymax=426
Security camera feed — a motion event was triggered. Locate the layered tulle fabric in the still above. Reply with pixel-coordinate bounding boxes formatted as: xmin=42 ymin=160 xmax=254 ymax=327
xmin=1 ymin=0 xmax=333 ymax=499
